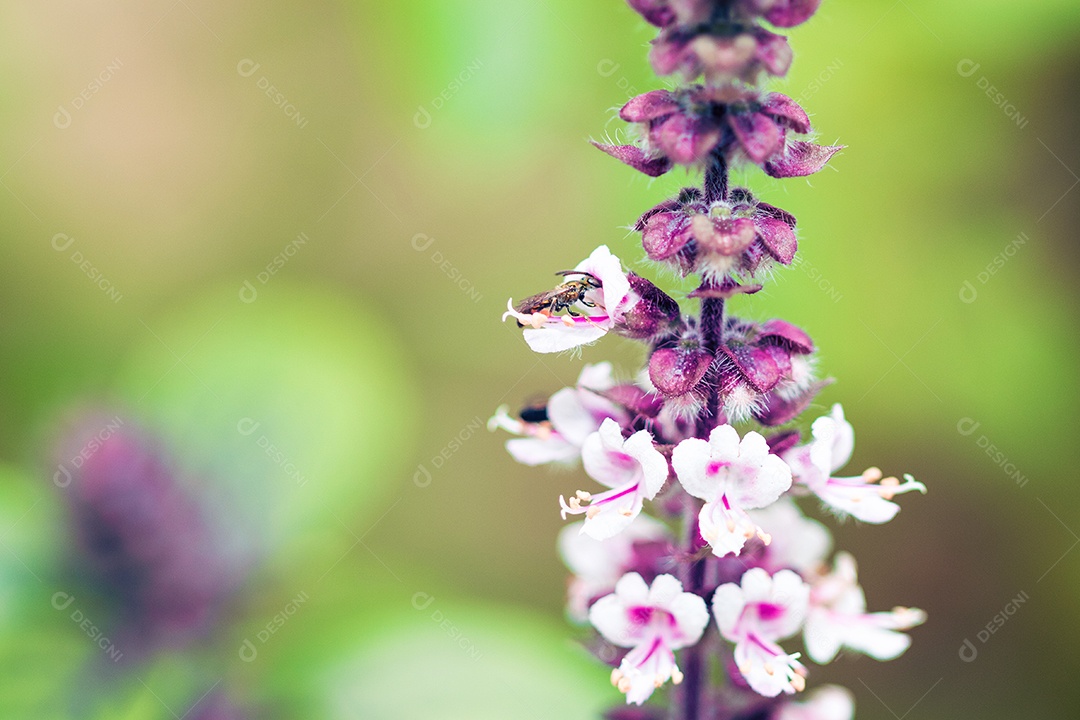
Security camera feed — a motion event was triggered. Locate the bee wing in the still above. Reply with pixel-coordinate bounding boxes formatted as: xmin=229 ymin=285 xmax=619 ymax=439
xmin=514 ymin=290 xmax=555 ymax=314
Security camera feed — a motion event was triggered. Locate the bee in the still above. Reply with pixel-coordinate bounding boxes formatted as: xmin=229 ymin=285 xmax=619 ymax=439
xmin=518 ymin=395 xmax=550 ymax=424
xmin=513 ymin=271 xmax=602 ymax=327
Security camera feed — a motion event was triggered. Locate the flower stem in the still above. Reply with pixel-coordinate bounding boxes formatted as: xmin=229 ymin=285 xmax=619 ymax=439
xmin=703 ymin=152 xmax=728 ymax=204
xmin=673 ymin=495 xmax=706 ymax=720
xmin=674 ymin=154 xmax=729 ymax=720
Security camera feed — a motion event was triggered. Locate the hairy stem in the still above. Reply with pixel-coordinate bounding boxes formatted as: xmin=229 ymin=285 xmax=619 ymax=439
xmin=673 ymin=154 xmax=729 ymax=720
xmin=703 ymin=152 xmax=729 ymax=204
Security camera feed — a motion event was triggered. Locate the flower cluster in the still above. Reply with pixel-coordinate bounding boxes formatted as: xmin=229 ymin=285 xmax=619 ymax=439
xmin=493 ymin=1 xmax=925 ymax=716
xmin=498 ymin=398 xmax=925 ymax=708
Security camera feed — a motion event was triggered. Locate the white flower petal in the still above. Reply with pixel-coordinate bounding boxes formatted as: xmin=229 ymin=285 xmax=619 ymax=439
xmin=739 ymin=431 xmax=772 ymax=466
xmin=712 ymin=581 xmax=747 ymax=639
xmin=672 ymin=437 xmax=717 ymax=501
xmin=699 ymin=501 xmax=752 ymax=557
xmin=708 ymin=424 xmax=742 ymax=458
xmin=622 ymin=429 xmax=668 ymax=499
xmin=589 ymin=593 xmax=634 ymax=647
xmin=748 ymin=498 xmax=832 ymax=574
xmin=776 ymin=685 xmax=855 ymax=720
xmin=578 ymin=491 xmax=643 ymax=540
xmin=740 ymin=568 xmax=774 ymax=604
xmin=505 ymin=436 xmax=579 ymax=466
xmin=668 ymin=592 xmax=709 ymax=649
xmin=842 ymin=620 xmax=913 ymax=661
xmin=733 ymin=638 xmax=806 ymax=698
xmin=646 ymin=573 xmax=684 ymax=607
xmin=614 ymin=571 xmax=651 ymax=605
xmin=733 ymin=453 xmax=793 ymax=510
xmin=522 ymin=321 xmax=608 ymax=354
xmin=826 ymin=404 xmax=854 ymax=473
xmin=577 ymin=361 xmax=617 ymax=391
xmin=804 ymin=610 xmax=844 ymax=664
xmin=547 ymin=387 xmax=600 ymax=446
xmin=577 ymin=245 xmax=632 ymax=321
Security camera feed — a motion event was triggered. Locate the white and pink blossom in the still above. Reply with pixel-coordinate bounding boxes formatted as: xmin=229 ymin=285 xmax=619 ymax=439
xmin=503 ymin=245 xmax=638 ymax=353
xmin=589 ymin=572 xmax=709 ymax=705
xmin=560 ymin=418 xmax=669 ymax=540
xmin=672 ymin=425 xmax=792 ymax=557
xmin=713 ymin=568 xmax=810 ymax=697
xmin=558 ymin=513 xmax=672 ymax=622
xmin=747 ymin=497 xmax=832 ymax=575
xmin=803 ymin=552 xmax=926 ymax=664
xmin=488 ymin=362 xmax=627 ymax=466
xmin=785 ymin=404 xmax=926 ymax=523
xmin=775 ymin=685 xmax=855 ymax=720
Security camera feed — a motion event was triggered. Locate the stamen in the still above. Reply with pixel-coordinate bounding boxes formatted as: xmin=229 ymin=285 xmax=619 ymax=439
xmin=791 ymin=673 xmax=806 ymax=692
xmin=586 ymin=506 xmax=601 ymax=519
xmin=610 ymin=668 xmax=623 ymax=687
xmin=879 ymin=476 xmax=900 ymax=499
xmin=575 ymin=490 xmax=592 ymax=501
xmin=671 ymin=668 xmax=684 ymax=685
xmin=617 ymin=676 xmax=632 ymax=694
xmin=862 ymin=466 xmax=883 ymax=482
xmin=758 ymin=530 xmax=772 ymax=545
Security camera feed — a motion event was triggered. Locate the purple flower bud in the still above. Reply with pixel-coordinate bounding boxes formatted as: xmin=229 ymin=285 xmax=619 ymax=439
xmin=766 ymin=429 xmax=802 ymax=455
xmin=53 ymin=411 xmax=230 ymax=657
xmin=763 ymin=139 xmax=844 ymax=178
xmin=619 ymin=273 xmax=683 ymax=340
xmin=637 ymin=185 xmax=799 ymax=279
xmin=650 ymin=27 xmax=792 ymax=83
xmin=720 ymin=342 xmax=782 ymax=393
xmin=598 ymin=89 xmax=839 ymax=179
xmin=649 ymin=346 xmax=713 ymax=398
xmin=756 ymin=0 xmax=823 ymax=28
xmin=591 ymin=141 xmax=673 ymax=177
xmin=689 ymin=276 xmax=763 ymax=298
xmin=755 ymin=379 xmax=831 ymax=426
xmin=625 ymin=0 xmax=677 ymax=27
xmin=603 ymin=384 xmax=667 ymax=421
xmin=759 ymin=319 xmax=815 ymax=354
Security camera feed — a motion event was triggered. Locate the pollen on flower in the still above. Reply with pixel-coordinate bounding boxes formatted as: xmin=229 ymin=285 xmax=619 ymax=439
xmin=862 ymin=466 xmax=883 ymax=482
xmin=611 ymin=668 xmax=623 ymax=687
xmin=671 ymin=668 xmax=684 ymax=684
xmin=576 ymin=490 xmax=592 ymax=501
xmin=879 ymin=476 xmax=900 ymax=499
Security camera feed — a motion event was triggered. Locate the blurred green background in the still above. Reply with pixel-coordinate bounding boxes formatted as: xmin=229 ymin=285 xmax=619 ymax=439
xmin=0 ymin=0 xmax=1078 ymax=717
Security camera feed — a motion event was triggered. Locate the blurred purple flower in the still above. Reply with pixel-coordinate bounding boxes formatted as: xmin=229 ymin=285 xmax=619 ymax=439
xmin=54 ymin=410 xmax=231 ymax=658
